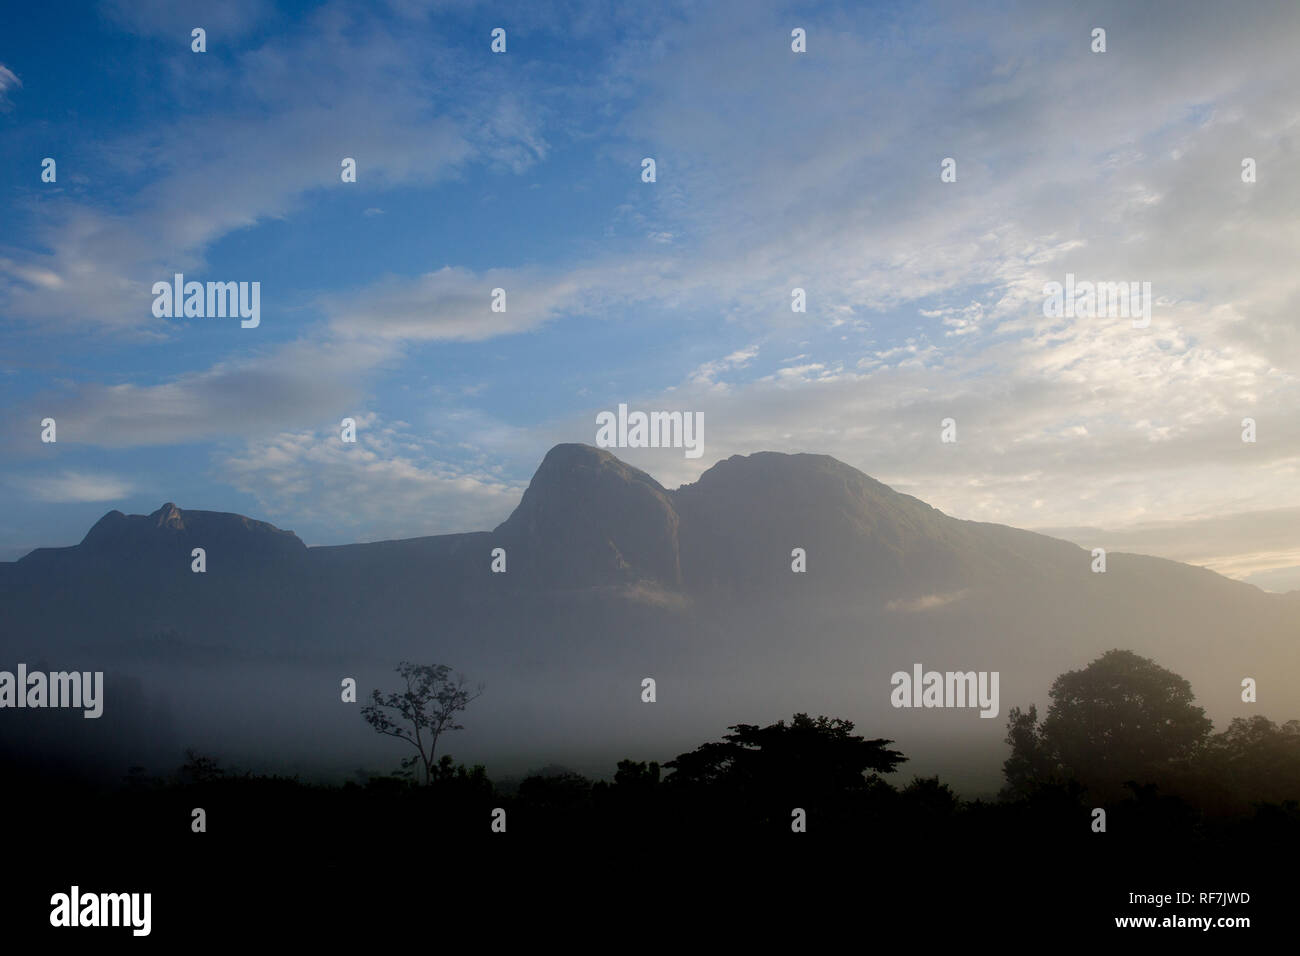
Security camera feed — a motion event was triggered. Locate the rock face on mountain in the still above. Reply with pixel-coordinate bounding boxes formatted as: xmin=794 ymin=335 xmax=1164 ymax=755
xmin=17 ymin=502 xmax=306 ymax=571
xmin=673 ymin=450 xmax=968 ymax=598
xmin=484 ymin=444 xmax=1080 ymax=599
xmin=492 ymin=444 xmax=683 ymax=588
xmin=81 ymin=502 xmax=305 ymax=556
xmin=1 ymin=444 xmax=1295 ymax=791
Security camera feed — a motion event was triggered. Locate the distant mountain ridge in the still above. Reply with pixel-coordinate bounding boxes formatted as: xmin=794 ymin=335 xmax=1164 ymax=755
xmin=82 ymin=502 xmax=304 ymax=556
xmin=0 ymin=445 xmax=1047 ymax=594
xmin=4 ymin=442 xmax=1290 ymax=621
xmin=1 ymin=443 xmax=1294 ymax=792
xmin=3 ymin=441 xmax=1290 ymax=641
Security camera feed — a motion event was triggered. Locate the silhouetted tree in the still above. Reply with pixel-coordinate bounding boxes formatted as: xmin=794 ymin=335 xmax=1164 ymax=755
xmin=901 ymin=775 xmax=959 ymax=817
xmin=665 ymin=713 xmax=905 ymax=829
xmin=518 ymin=771 xmax=594 ymax=811
xmin=123 ymin=765 xmax=153 ymax=791
xmin=614 ymin=759 xmax=661 ymax=791
xmin=361 ymin=663 xmax=483 ymax=785
xmin=670 ymin=714 xmax=903 ymax=783
xmin=178 ymin=748 xmax=225 ymax=785
xmin=1199 ymin=716 xmax=1300 ymax=807
xmin=1004 ymin=649 xmax=1211 ymax=798
xmin=1001 ymin=705 xmax=1063 ymax=799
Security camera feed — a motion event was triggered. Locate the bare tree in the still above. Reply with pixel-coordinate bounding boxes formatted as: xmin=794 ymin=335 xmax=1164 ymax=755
xmin=361 ymin=662 xmax=484 ymax=785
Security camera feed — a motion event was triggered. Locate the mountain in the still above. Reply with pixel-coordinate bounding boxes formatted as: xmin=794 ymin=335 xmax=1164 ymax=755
xmin=1 ymin=444 xmax=1295 ymax=792
xmin=493 ymin=444 xmax=683 ymax=588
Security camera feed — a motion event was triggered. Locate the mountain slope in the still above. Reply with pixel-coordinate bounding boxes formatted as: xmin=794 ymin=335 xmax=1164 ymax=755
xmin=1 ymin=444 xmax=1294 ymax=792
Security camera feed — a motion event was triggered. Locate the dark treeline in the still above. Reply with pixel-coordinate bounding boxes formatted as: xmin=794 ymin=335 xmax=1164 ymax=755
xmin=6 ymin=648 xmax=1297 ymax=938
xmin=6 ymin=650 xmax=1299 ymax=860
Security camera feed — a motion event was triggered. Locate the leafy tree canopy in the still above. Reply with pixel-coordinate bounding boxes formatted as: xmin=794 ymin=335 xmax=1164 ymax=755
xmin=665 ymin=713 xmax=905 ymax=797
xmin=1003 ymin=649 xmax=1212 ymax=797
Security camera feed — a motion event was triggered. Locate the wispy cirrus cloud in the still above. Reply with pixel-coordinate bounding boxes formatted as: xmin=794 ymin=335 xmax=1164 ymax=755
xmin=0 ymin=64 xmax=20 ymax=111
xmin=218 ymin=414 xmax=525 ymax=541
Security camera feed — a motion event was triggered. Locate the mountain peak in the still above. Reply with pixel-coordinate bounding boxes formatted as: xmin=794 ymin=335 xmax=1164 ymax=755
xmin=493 ymin=443 xmax=680 ymax=587
xmin=76 ymin=503 xmax=305 ymax=558
xmin=530 ymin=443 xmax=664 ymax=489
xmin=152 ymin=502 xmax=185 ymax=530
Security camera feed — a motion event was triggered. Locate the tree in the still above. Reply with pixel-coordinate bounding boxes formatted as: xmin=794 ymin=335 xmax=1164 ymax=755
xmin=517 ymin=771 xmax=594 ymax=815
xmin=665 ymin=713 xmax=905 ymax=828
xmin=1000 ymin=705 xmax=1063 ymax=799
xmin=613 ymin=759 xmax=661 ymax=791
xmin=1199 ymin=716 xmax=1300 ymax=807
xmin=901 ymin=775 xmax=959 ymax=817
xmin=1003 ymin=649 xmax=1211 ymax=797
xmin=361 ymin=663 xmax=483 ymax=786
xmin=178 ymin=748 xmax=225 ymax=786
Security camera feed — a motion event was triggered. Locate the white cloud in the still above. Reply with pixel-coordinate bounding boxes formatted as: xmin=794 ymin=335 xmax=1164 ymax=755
xmin=687 ymin=345 xmax=761 ymax=388
xmin=0 ymin=2 xmax=553 ymax=335
xmin=323 ymin=266 xmax=586 ymax=342
xmin=6 ymin=0 xmax=1300 ymax=583
xmin=0 ymin=64 xmax=20 ymax=111
xmin=17 ymin=470 xmax=133 ymax=503
xmin=8 ymin=339 xmax=396 ymax=448
xmin=218 ymin=416 xmax=525 ymax=540
xmin=886 ymin=591 xmax=971 ymax=612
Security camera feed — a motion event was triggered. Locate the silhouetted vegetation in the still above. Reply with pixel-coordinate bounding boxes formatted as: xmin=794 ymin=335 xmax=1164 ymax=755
xmin=360 ymin=662 xmax=483 ymax=785
xmin=1000 ymin=648 xmax=1300 ymax=831
xmin=1002 ymin=649 xmax=1212 ymax=801
xmin=4 ymin=650 xmax=1298 ymax=879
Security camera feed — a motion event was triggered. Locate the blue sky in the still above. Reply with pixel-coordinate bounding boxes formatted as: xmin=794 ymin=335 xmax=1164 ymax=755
xmin=2 ymin=0 xmax=1299 ymax=590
